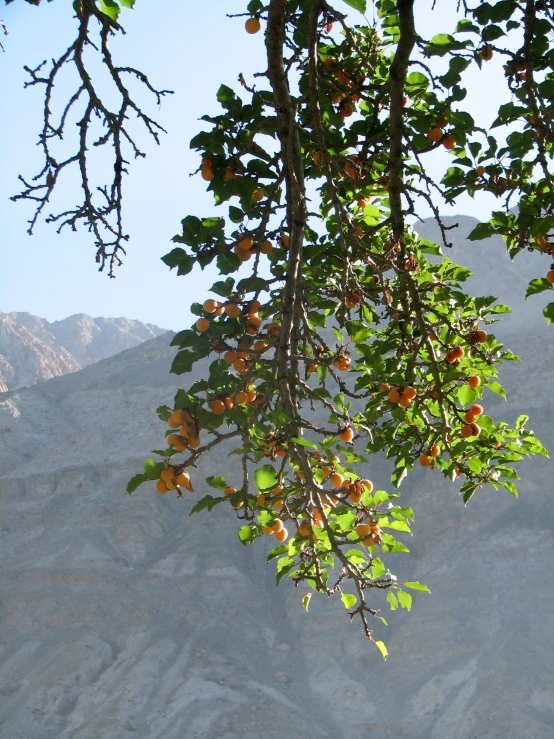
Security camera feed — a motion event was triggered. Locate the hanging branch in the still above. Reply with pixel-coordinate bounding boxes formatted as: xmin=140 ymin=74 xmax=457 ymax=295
xmin=9 ymin=1 xmax=172 ymax=276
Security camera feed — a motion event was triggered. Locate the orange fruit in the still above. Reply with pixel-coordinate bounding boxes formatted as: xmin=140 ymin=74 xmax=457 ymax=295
xmin=547 ymin=271 xmax=554 ymax=284
xmin=224 ymin=397 xmax=233 ymax=410
xmin=225 ymin=303 xmax=241 ymax=318
xmin=254 ymin=340 xmax=268 ymax=353
xmin=188 ymin=437 xmax=201 ymax=449
xmin=279 ymin=234 xmax=290 ymax=249
xmin=460 ymin=425 xmax=474 ymax=438
xmin=196 ymin=317 xmax=210 ymax=332
xmin=429 ymin=444 xmax=440 ymax=457
xmin=175 ymin=470 xmax=191 ymax=487
xmin=211 ymin=399 xmax=226 ymax=415
xmin=349 ymin=489 xmax=362 ymax=503
xmin=470 ymin=403 xmax=483 ymax=416
xmin=399 ymin=395 xmax=411 ymax=408
xmin=472 ymin=329 xmax=488 ymax=344
xmin=261 ymin=241 xmax=273 ymax=254
xmin=339 ymin=427 xmax=354 ymax=443
xmin=313 ymin=151 xmax=322 ymax=166
xmin=468 ymin=376 xmax=480 ymax=388
xmin=167 ymin=434 xmax=186 ymax=452
xmin=223 ymin=168 xmax=236 ymax=181
xmin=272 ymin=519 xmax=284 ymax=533
xmin=403 ymin=386 xmax=416 ymax=400
xmin=245 ymin=17 xmax=261 ymax=33
xmin=476 ymin=166 xmax=486 ymax=176
xmin=252 ymin=188 xmax=264 ymax=202
xmin=160 ymin=468 xmax=174 ymax=483
xmin=201 ymin=168 xmax=214 ymax=181
xmin=203 ymin=299 xmax=219 ymax=314
xmin=224 ymin=486 xmax=237 ymax=497
xmin=233 ymin=358 xmax=247 ymax=373
xmin=379 ymin=383 xmax=390 ymax=393
xmin=388 ymin=387 xmax=401 ymax=403
xmin=361 ymin=479 xmax=373 ymax=492
xmin=428 ymin=127 xmax=443 ymax=142
xmin=239 ymin=237 xmax=254 ymax=250
xmin=464 ymin=410 xmax=478 ymax=423
xmin=224 ymin=350 xmax=238 ymax=365
xmin=275 ymin=527 xmax=288 ymax=542
xmin=443 ymin=134 xmax=456 ymax=150
xmin=446 ymin=349 xmax=458 ymax=364
xmin=470 ymin=423 xmax=481 ymax=437
xmin=452 ymin=346 xmax=465 ymax=360
xmin=355 ymin=523 xmax=372 ymax=539
xmin=246 ymin=389 xmax=257 ymax=403
xmin=156 ymin=480 xmax=169 ymax=494
xmin=330 ymin=473 xmax=344 ymax=487
xmin=298 ymin=519 xmax=310 ymax=537
xmin=419 ymin=454 xmax=431 ymax=467
xmin=235 ymin=391 xmax=248 ymax=404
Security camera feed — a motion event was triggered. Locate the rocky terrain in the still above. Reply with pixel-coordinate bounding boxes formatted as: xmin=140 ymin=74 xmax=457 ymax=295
xmin=1 ymin=216 xmax=554 ymax=739
xmin=0 ymin=312 xmax=167 ymax=392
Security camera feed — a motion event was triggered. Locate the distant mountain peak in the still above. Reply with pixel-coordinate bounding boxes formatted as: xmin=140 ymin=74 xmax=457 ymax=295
xmin=0 ymin=311 xmax=168 ymax=392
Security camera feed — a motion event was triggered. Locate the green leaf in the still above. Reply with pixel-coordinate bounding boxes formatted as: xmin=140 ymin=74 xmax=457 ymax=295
xmin=190 ymin=495 xmax=225 ymax=515
xmin=342 ymin=0 xmax=366 ymax=12
xmin=501 ymin=480 xmax=518 ymax=497
xmin=143 ymin=458 xmax=156 ymax=473
xmin=516 ymin=414 xmax=529 ymax=431
xmin=404 ymin=581 xmax=431 ymax=593
xmin=387 ymin=591 xmax=398 ymax=610
xmin=544 ymin=302 xmax=554 ymax=325
xmin=290 ymin=437 xmax=318 ymax=450
xmin=302 ymin=592 xmax=313 ymax=612
xmin=486 ymin=381 xmax=506 ymax=399
xmin=171 ymin=350 xmax=198 ymax=375
xmin=526 ymin=278 xmax=552 ymax=299
xmin=267 ymin=544 xmax=289 ymax=561
xmin=375 ymin=640 xmax=388 ymax=661
xmin=458 ymin=384 xmax=477 ymax=406
xmin=206 ymin=475 xmax=227 ymax=490
xmin=120 ymin=0 xmax=135 ymax=7
xmin=341 ymin=593 xmax=358 ymax=609
xmin=397 ymin=591 xmax=413 ymax=610
xmin=161 ymin=248 xmax=195 ymax=277
xmin=467 ymin=222 xmax=497 ymax=241
xmin=255 ymin=465 xmax=278 ymax=491
xmin=127 ymin=473 xmax=146 ymax=495
xmin=99 ymin=0 xmax=121 ymax=22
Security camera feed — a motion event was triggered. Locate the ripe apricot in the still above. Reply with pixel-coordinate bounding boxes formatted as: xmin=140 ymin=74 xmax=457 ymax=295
xmin=473 ymin=329 xmax=488 ymax=344
xmin=246 ymin=313 xmax=262 ymax=328
xmin=196 ymin=317 xmax=210 ymax=332
xmin=175 ymin=470 xmax=191 ymax=487
xmin=470 ymin=403 xmax=483 ymax=416
xmin=399 ymin=395 xmax=411 ymax=408
xmin=461 ymin=425 xmax=474 ymax=438
xmin=443 ymin=135 xmax=456 ymax=150
xmin=470 ymin=422 xmax=481 ymax=437
xmin=388 ymin=387 xmax=401 ymax=403
xmin=429 ymin=444 xmax=440 ymax=457
xmin=419 ymin=454 xmax=431 ymax=467
xmin=547 ymin=271 xmax=554 ymax=284
xmin=355 ymin=523 xmax=372 ymax=539
xmin=233 ymin=358 xmax=247 ymax=373
xmin=275 ymin=527 xmax=288 ymax=542
xmin=239 ymin=236 xmax=254 ymax=250
xmin=225 ymin=303 xmax=241 ymax=318
xmin=361 ymin=479 xmax=373 ymax=492
xmin=211 ymin=399 xmax=226 ymax=415
xmin=203 ymin=299 xmax=219 ymax=314
xmin=298 ymin=519 xmax=310 ymax=537
xmin=188 ymin=437 xmax=201 ymax=449
xmin=167 ymin=410 xmax=184 ymax=428
xmin=330 ymin=472 xmax=344 ymax=488
xmin=245 ymin=17 xmax=260 ymax=33
xmin=224 ymin=486 xmax=237 ymax=497
xmin=271 ymin=484 xmax=284 ymax=496
xmin=272 ymin=519 xmax=284 ymax=533
xmin=156 ymin=480 xmax=169 ymax=494
xmin=446 ymin=349 xmax=458 ymax=364
xmin=323 ymin=57 xmax=335 ymax=69
xmin=254 ymin=340 xmax=268 ymax=353
xmin=279 ymin=234 xmax=290 ymax=249
xmin=261 ymin=241 xmax=273 ymax=254
xmin=167 ymin=434 xmax=186 ymax=452
xmin=468 ymin=376 xmax=481 ymax=388
xmin=201 ymin=168 xmax=214 ymax=181
xmin=333 ymin=355 xmax=351 ymax=371
xmin=349 ymin=489 xmax=362 ymax=503
xmin=224 ymin=397 xmax=234 ymax=410
xmin=428 ymin=127 xmax=443 ymax=142
xmin=223 ymin=168 xmax=236 ymax=182
xmin=224 ymin=350 xmax=238 ymax=364
xmin=452 ymin=346 xmax=465 ymax=360
xmin=379 ymin=383 xmax=390 ymax=393
xmin=464 ymin=411 xmax=478 ymax=424
xmin=252 ymin=188 xmax=264 ymax=202
xmin=476 ymin=166 xmax=486 ymax=176
xmin=235 ymin=391 xmax=248 ymax=404
xmin=262 ymin=526 xmax=273 ymax=535
xmin=339 ymin=427 xmax=354 ymax=443
xmin=246 ymin=389 xmax=257 ymax=403
xmin=160 ymin=468 xmax=174 ymax=483
xmin=403 ymin=386 xmax=417 ymax=400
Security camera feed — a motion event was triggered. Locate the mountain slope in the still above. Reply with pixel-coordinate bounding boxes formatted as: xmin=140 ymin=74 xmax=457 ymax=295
xmin=1 ymin=218 xmax=554 ymax=738
xmin=0 ymin=312 xmax=167 ymax=391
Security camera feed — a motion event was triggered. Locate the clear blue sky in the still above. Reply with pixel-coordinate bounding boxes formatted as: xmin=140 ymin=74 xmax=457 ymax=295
xmin=1 ymin=0 xmax=510 ymax=330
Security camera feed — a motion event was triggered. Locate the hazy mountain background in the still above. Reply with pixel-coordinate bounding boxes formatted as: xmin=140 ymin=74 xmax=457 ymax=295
xmin=1 ymin=216 xmax=554 ymax=739
xmin=0 ymin=312 xmax=167 ymax=392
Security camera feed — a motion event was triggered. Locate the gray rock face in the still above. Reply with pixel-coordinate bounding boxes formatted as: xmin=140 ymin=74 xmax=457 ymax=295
xmin=1 ymin=218 xmax=554 ymax=738
xmin=0 ymin=311 xmax=167 ymax=392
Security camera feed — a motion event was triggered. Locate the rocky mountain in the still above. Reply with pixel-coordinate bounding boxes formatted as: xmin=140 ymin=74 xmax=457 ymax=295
xmin=1 ymin=216 xmax=554 ymax=739
xmin=0 ymin=312 xmax=167 ymax=392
